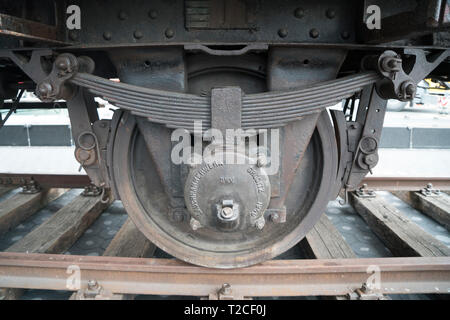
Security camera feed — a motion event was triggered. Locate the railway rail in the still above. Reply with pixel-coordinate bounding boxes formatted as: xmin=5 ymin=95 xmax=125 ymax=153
xmin=0 ymin=174 xmax=449 ymax=300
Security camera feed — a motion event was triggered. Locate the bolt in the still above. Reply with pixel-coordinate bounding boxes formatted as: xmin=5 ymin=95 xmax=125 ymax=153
xmin=400 ymin=81 xmax=416 ymax=100
xmin=190 ymin=218 xmax=202 ymax=231
xmin=326 ymin=9 xmax=336 ymax=19
xmin=364 ymin=153 xmax=378 ymax=166
xmin=149 ymin=10 xmax=158 ymax=19
xmin=103 ymin=31 xmax=112 ymax=41
xmin=271 ymin=212 xmax=279 ymax=222
xmin=165 ymin=28 xmax=174 ymax=38
xmin=68 ymin=30 xmax=78 ymax=41
xmin=278 ymin=28 xmax=288 ymax=38
xmin=387 ymin=59 xmax=399 ymax=70
xmin=220 ymin=207 xmax=234 ymax=219
xmin=220 ymin=283 xmax=232 ymax=295
xmin=405 ymin=83 xmax=415 ymax=96
xmin=37 ymin=82 xmax=53 ymax=97
xmin=78 ymin=149 xmax=91 ymax=162
xmin=87 ymin=280 xmax=98 ymax=290
xmin=361 ymin=282 xmax=370 ymax=293
xmin=309 ymin=28 xmax=319 ymax=38
xmin=341 ymin=31 xmax=350 ymax=39
xmin=133 ymin=30 xmax=143 ymax=39
xmin=294 ymin=8 xmax=304 ymax=19
xmin=173 ymin=210 xmax=184 ymax=222
xmin=255 ymin=218 xmax=265 ymax=230
xmin=380 ymin=56 xmax=402 ymax=73
xmin=118 ymin=11 xmax=128 ymax=20
xmin=256 ymin=155 xmax=267 ymax=167
xmin=55 ymin=55 xmax=72 ymax=73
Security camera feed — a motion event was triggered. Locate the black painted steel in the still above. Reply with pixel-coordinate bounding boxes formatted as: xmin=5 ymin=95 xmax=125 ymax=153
xmin=71 ymin=71 xmax=381 ymax=130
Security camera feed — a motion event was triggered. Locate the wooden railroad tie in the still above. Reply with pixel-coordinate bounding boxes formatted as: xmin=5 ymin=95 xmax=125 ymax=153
xmin=0 ymin=191 xmax=113 ymax=300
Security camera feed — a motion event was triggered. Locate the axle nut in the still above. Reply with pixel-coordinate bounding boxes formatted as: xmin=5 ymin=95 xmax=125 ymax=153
xmin=37 ymin=82 xmax=53 ymax=97
xmin=190 ymin=218 xmax=202 ymax=231
xmin=255 ymin=217 xmax=265 ymax=230
xmin=220 ymin=207 xmax=234 ymax=219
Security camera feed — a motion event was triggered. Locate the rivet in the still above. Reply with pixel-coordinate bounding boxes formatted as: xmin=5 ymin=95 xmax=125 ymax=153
xmin=341 ymin=31 xmax=350 ymax=40
xmin=103 ymin=31 xmax=112 ymax=40
xmin=133 ymin=30 xmax=143 ymax=39
xmin=149 ymin=10 xmax=158 ymax=19
xmin=309 ymin=28 xmax=319 ymax=38
xmin=278 ymin=28 xmax=288 ymax=38
xmin=118 ymin=11 xmax=128 ymax=20
xmin=68 ymin=30 xmax=78 ymax=41
xmin=294 ymin=8 xmax=304 ymax=19
xmin=165 ymin=28 xmax=174 ymax=38
xmin=326 ymin=9 xmax=336 ymax=19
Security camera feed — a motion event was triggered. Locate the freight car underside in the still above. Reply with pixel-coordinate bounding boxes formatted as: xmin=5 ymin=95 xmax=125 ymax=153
xmin=0 ymin=0 xmax=449 ymax=268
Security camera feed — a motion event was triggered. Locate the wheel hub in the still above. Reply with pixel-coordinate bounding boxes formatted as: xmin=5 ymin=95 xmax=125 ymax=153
xmin=184 ymin=151 xmax=271 ymax=232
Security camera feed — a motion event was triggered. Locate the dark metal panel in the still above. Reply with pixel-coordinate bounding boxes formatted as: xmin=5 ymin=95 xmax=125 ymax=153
xmin=379 ymin=127 xmax=410 ymax=148
xmin=28 ymin=125 xmax=72 ymax=146
xmin=413 ymin=128 xmax=450 ymax=149
xmin=67 ymin=0 xmax=357 ymax=45
xmin=0 ymin=125 xmax=28 ymax=146
xmin=267 ymin=47 xmax=347 ymax=90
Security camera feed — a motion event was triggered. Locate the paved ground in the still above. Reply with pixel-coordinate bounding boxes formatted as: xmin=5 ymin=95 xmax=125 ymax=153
xmin=384 ymin=104 xmax=450 ymax=128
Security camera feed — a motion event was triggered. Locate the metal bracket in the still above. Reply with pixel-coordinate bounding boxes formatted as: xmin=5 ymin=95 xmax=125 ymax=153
xmin=211 ymin=87 xmax=242 ymax=136
xmin=347 ymin=283 xmax=388 ymax=300
xmin=207 ymin=283 xmax=247 ymax=300
xmin=82 ymin=184 xmax=102 ymax=197
xmin=73 ymin=280 xmax=118 ymax=300
xmin=365 ymin=49 xmax=450 ymax=102
xmin=420 ymin=183 xmax=441 ymax=197
xmin=355 ymin=184 xmax=376 ymax=198
xmin=0 ymin=49 xmax=52 ymax=83
xmin=20 ymin=179 xmax=41 ymax=194
xmin=344 ymin=84 xmax=387 ymax=190
xmin=265 ymin=207 xmax=286 ymax=223
xmin=36 ymin=53 xmax=94 ymax=102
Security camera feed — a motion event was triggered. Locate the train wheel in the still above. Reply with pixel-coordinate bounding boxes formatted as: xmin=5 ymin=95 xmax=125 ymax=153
xmin=110 ymin=110 xmax=337 ymax=268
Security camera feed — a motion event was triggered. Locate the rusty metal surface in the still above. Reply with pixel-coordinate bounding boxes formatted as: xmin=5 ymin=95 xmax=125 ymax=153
xmin=1 ymin=173 xmax=449 ymax=192
xmin=0 ymin=13 xmax=64 ymax=44
xmin=0 ymin=252 xmax=448 ymax=297
xmin=0 ymin=174 xmax=90 ymax=188
xmin=361 ymin=177 xmax=450 ymax=191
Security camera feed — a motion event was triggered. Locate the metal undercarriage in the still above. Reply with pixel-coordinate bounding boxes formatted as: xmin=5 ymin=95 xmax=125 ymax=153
xmin=0 ymin=0 xmax=449 ymax=268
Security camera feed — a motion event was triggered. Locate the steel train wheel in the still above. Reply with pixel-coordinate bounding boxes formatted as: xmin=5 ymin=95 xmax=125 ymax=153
xmin=110 ymin=109 xmax=337 ymax=268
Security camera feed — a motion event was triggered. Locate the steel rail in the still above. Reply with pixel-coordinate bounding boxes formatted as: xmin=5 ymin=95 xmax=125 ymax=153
xmin=0 ymin=252 xmax=448 ymax=297
xmin=362 ymin=177 xmax=450 ymax=191
xmin=0 ymin=173 xmax=90 ymax=188
xmin=1 ymin=174 xmax=449 ymax=191
xmin=70 ymin=71 xmax=381 ymax=129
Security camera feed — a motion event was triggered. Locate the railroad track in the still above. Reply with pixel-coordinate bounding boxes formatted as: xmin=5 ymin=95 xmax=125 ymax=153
xmin=0 ymin=174 xmax=449 ymax=300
